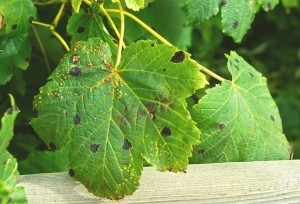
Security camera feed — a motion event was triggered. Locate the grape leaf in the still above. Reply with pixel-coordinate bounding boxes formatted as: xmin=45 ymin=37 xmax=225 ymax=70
xmin=186 ymin=0 xmax=220 ymax=24
xmin=71 ymin=0 xmax=82 ymax=13
xmin=124 ymin=0 xmax=144 ymax=11
xmin=190 ymin=51 xmax=290 ymax=163
xmin=66 ymin=2 xmax=118 ymax=60
xmin=31 ymin=38 xmax=207 ymax=199
xmin=0 ymin=0 xmax=36 ymax=36
xmin=0 ymin=33 xmax=31 ymax=85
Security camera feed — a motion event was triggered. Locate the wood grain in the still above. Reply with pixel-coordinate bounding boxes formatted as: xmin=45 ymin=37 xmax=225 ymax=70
xmin=17 ymin=160 xmax=300 ymax=203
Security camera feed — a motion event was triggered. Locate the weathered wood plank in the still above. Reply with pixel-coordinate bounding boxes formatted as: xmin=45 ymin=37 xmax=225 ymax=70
xmin=17 ymin=160 xmax=300 ymax=203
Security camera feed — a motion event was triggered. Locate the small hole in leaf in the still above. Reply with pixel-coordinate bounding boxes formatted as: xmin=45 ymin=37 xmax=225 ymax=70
xmin=171 ymin=51 xmax=185 ymax=63
xmin=161 ymin=127 xmax=171 ymax=137
xmin=49 ymin=142 xmax=57 ymax=150
xmin=90 ymin=144 xmax=100 ymax=153
xmin=198 ymin=149 xmax=205 ymax=155
xmin=163 ymin=68 xmax=166 ymax=72
xmin=249 ymin=72 xmax=254 ymax=77
xmin=69 ymin=67 xmax=81 ymax=76
xmin=218 ymin=122 xmax=225 ymax=129
xmin=269 ymin=114 xmax=275 ymax=121
xmin=151 ymin=43 xmax=155 ymax=47
xmin=28 ymin=16 xmax=34 ymax=23
xmin=6 ymin=108 xmax=12 ymax=115
xmin=32 ymin=108 xmax=38 ymax=118
xmin=232 ymin=21 xmax=238 ymax=29
xmin=73 ymin=114 xmax=81 ymax=125
xmin=69 ymin=54 xmax=80 ymax=64
xmin=77 ymin=26 xmax=85 ymax=33
xmin=221 ymin=0 xmax=227 ymax=6
xmin=123 ymin=139 xmax=132 ymax=150
xmin=68 ymin=169 xmax=75 ymax=177
xmin=11 ymin=24 xmax=17 ymax=30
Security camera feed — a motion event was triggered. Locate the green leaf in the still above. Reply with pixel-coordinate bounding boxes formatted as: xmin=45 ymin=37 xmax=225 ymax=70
xmin=221 ymin=0 xmax=257 ymax=43
xmin=190 ymin=51 xmax=290 ymax=163
xmin=260 ymin=0 xmax=279 ymax=11
xmin=66 ymin=3 xmax=117 ymax=60
xmin=0 ymin=33 xmax=31 ymax=85
xmin=19 ymin=145 xmax=70 ymax=174
xmin=0 ymin=0 xmax=36 ymax=36
xmin=0 ymin=95 xmax=20 ymax=152
xmin=71 ymin=0 xmax=82 ymax=13
xmin=31 ymin=38 xmax=207 ymax=199
xmin=186 ymin=0 xmax=220 ymax=24
xmin=124 ymin=0 xmax=144 ymax=11
xmin=281 ymin=0 xmax=299 ymax=8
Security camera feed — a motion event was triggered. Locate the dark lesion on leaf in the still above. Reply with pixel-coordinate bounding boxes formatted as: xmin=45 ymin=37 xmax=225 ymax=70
xmin=77 ymin=26 xmax=85 ymax=33
xmin=73 ymin=114 xmax=81 ymax=125
xmin=68 ymin=169 xmax=75 ymax=177
xmin=69 ymin=67 xmax=81 ymax=76
xmin=269 ymin=114 xmax=275 ymax=121
xmin=161 ymin=127 xmax=171 ymax=137
xmin=90 ymin=144 xmax=100 ymax=153
xmin=218 ymin=122 xmax=225 ymax=130
xmin=198 ymin=149 xmax=205 ymax=155
xmin=171 ymin=51 xmax=185 ymax=63
xmin=151 ymin=42 xmax=156 ymax=47
xmin=69 ymin=54 xmax=80 ymax=64
xmin=162 ymin=68 xmax=167 ymax=72
xmin=11 ymin=24 xmax=17 ymax=30
xmin=49 ymin=142 xmax=57 ymax=150
xmin=221 ymin=0 xmax=227 ymax=6
xmin=232 ymin=21 xmax=238 ymax=29
xmin=249 ymin=72 xmax=254 ymax=77
xmin=123 ymin=139 xmax=132 ymax=150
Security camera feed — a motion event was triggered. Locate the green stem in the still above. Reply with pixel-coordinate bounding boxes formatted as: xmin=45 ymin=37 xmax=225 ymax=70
xmin=52 ymin=2 xmax=66 ymax=27
xmin=51 ymin=30 xmax=70 ymax=51
xmin=31 ymin=24 xmax=52 ymax=73
xmin=114 ymin=1 xmax=125 ymax=68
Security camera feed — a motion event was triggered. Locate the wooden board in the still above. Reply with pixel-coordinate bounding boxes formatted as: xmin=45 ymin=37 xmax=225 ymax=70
xmin=17 ymin=160 xmax=300 ymax=203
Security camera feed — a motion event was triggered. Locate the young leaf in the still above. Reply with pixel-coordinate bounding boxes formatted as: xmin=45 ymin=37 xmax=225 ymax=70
xmin=0 ymin=34 xmax=31 ymax=85
xmin=0 ymin=0 xmax=36 ymax=36
xmin=31 ymin=38 xmax=207 ymax=199
xmin=190 ymin=51 xmax=290 ymax=163
xmin=186 ymin=0 xmax=220 ymax=24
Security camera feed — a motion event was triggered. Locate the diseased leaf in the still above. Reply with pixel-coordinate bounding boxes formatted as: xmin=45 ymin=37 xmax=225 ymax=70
xmin=0 ymin=0 xmax=36 ymax=36
xmin=66 ymin=2 xmax=117 ymax=60
xmin=186 ymin=0 xmax=220 ymax=24
xmin=190 ymin=51 xmax=290 ymax=163
xmin=0 ymin=33 xmax=31 ymax=85
xmin=221 ymin=0 xmax=256 ymax=43
xmin=31 ymin=38 xmax=207 ymax=199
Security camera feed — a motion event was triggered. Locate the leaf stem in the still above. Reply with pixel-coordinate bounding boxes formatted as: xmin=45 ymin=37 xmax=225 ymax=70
xmin=31 ymin=25 xmax=52 ymax=73
xmin=114 ymin=1 xmax=125 ymax=68
xmin=52 ymin=2 xmax=66 ymax=27
xmin=197 ymin=64 xmax=225 ymax=82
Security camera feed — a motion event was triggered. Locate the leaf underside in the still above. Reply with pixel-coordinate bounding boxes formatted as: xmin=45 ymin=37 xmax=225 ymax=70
xmin=190 ymin=51 xmax=290 ymax=163
xmin=31 ymin=38 xmax=207 ymax=199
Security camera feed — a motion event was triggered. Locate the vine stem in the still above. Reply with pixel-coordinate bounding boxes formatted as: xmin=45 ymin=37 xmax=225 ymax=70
xmin=105 ymin=9 xmax=226 ymax=82
xmin=114 ymin=1 xmax=125 ymax=68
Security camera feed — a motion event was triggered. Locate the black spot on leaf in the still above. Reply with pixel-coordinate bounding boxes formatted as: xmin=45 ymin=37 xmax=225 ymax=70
xmin=28 ymin=16 xmax=34 ymax=23
xmin=171 ymin=51 xmax=185 ymax=63
xmin=49 ymin=142 xmax=57 ymax=150
xmin=232 ymin=21 xmax=238 ymax=29
xmin=69 ymin=67 xmax=81 ymax=76
xmin=198 ymin=149 xmax=205 ymax=155
xmin=77 ymin=26 xmax=85 ymax=33
xmin=90 ymin=144 xmax=100 ymax=153
xmin=161 ymin=127 xmax=171 ymax=137
xmin=11 ymin=24 xmax=17 ymax=30
xmin=69 ymin=54 xmax=80 ymax=64
xmin=73 ymin=114 xmax=81 ymax=125
xmin=32 ymin=108 xmax=38 ymax=118
xmin=123 ymin=139 xmax=132 ymax=150
xmin=163 ymin=68 xmax=166 ymax=72
xmin=68 ymin=169 xmax=75 ymax=177
xmin=218 ymin=122 xmax=225 ymax=129
xmin=249 ymin=72 xmax=254 ymax=77
xmin=269 ymin=115 xmax=275 ymax=121
xmin=151 ymin=43 xmax=155 ymax=47
xmin=221 ymin=0 xmax=227 ymax=6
